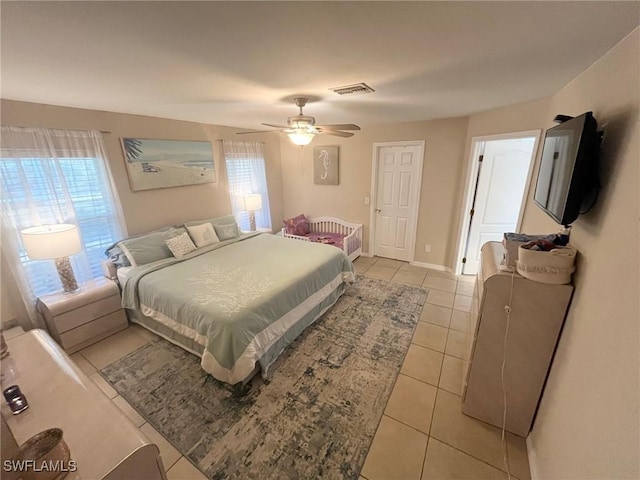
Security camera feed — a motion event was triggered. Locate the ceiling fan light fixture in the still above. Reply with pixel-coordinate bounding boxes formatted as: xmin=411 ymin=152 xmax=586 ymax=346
xmin=288 ymin=130 xmax=315 ymax=146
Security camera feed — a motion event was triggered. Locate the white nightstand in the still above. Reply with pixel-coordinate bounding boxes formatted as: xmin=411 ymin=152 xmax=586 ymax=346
xmin=36 ymin=277 xmax=128 ymax=353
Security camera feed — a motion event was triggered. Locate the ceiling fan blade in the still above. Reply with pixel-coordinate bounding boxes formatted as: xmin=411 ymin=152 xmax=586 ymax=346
xmin=262 ymin=123 xmax=289 ymax=129
xmin=320 ymin=130 xmax=354 ymax=138
xmin=316 ymin=124 xmax=361 ymax=131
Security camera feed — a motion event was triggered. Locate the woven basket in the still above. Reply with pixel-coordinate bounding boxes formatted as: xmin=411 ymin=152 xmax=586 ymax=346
xmin=516 ymin=245 xmax=577 ymax=284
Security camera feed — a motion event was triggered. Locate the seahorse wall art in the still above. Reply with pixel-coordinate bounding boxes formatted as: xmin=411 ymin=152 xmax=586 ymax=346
xmin=313 ymin=145 xmax=339 ymax=185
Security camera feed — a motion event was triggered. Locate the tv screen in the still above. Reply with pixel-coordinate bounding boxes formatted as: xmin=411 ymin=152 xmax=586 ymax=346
xmin=533 ymin=112 xmax=599 ymax=225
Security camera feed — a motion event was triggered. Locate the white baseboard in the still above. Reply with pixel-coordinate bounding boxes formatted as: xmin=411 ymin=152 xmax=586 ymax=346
xmin=410 ymin=260 xmax=452 ymax=272
xmin=361 ymin=254 xmax=452 ymax=273
xmin=526 ymin=436 xmax=538 ymax=480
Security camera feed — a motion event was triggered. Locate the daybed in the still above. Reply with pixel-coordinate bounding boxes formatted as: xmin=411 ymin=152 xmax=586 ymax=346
xmin=103 ymin=215 xmax=355 ymax=385
xmin=281 ymin=215 xmax=363 ymax=261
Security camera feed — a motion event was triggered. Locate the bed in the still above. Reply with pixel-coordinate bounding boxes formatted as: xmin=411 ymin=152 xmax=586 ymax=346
xmin=281 ymin=215 xmax=363 ymax=261
xmin=115 ymin=231 xmax=355 ymax=385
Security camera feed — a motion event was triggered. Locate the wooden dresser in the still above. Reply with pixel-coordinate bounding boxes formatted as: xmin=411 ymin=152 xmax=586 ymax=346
xmin=1 ymin=329 xmax=167 ymax=479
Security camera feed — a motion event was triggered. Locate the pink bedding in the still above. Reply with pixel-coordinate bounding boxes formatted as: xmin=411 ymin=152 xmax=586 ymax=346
xmin=307 ymin=232 xmax=345 ymax=250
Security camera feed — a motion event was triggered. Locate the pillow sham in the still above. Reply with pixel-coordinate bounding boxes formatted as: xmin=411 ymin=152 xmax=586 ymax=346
xmin=166 ymin=232 xmax=197 ymax=258
xmin=214 ymin=222 xmax=240 ymax=241
xmin=119 ymin=227 xmax=186 ymax=267
xmin=186 ymin=222 xmax=220 ymax=248
xmin=185 ymin=214 xmax=237 ymax=229
xmin=283 ymin=214 xmax=310 ymax=236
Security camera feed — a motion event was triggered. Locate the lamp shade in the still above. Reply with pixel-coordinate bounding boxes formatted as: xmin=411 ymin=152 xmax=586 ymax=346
xmin=288 ymin=131 xmax=314 ymax=146
xmin=21 ymin=224 xmax=82 ymax=260
xmin=242 ymin=194 xmax=263 ymax=211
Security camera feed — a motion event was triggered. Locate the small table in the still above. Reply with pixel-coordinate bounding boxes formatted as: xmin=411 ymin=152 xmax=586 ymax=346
xmin=36 ymin=278 xmax=128 ymax=353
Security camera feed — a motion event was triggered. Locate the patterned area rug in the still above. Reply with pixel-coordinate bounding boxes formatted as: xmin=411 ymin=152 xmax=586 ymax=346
xmin=100 ymin=276 xmax=428 ymax=480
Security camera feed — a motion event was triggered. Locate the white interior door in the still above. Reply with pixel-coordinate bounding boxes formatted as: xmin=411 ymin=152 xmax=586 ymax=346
xmin=463 ymin=137 xmax=536 ymax=274
xmin=373 ymin=144 xmax=423 ymax=261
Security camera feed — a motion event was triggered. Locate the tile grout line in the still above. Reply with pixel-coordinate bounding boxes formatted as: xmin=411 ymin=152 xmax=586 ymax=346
xmin=419 ymin=322 xmax=457 ymax=479
xmin=428 ymin=414 xmax=522 ymax=480
xmin=380 ymin=413 xmax=430 ymax=438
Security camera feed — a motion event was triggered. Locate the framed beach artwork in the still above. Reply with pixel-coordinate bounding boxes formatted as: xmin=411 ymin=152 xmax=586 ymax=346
xmin=313 ymin=145 xmax=339 ymax=185
xmin=121 ymin=138 xmax=216 ymax=191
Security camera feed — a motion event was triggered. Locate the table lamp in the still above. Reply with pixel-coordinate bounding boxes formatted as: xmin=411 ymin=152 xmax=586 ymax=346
xmin=21 ymin=224 xmax=82 ymax=294
xmin=241 ymin=194 xmax=263 ymax=231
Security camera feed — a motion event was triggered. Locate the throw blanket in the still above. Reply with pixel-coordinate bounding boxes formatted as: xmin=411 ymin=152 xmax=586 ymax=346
xmin=121 ymin=233 xmax=355 ymax=384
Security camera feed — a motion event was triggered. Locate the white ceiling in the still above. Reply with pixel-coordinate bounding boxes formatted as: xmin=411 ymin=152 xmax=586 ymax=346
xmin=1 ymin=2 xmax=638 ymax=129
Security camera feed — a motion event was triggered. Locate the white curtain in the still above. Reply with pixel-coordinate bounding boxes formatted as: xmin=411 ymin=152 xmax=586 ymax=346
xmin=222 ymin=140 xmax=272 ymax=231
xmin=0 ymin=126 xmax=125 ymax=328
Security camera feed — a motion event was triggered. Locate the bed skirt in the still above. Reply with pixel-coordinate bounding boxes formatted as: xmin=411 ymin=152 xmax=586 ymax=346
xmin=124 ymin=280 xmax=347 ymax=385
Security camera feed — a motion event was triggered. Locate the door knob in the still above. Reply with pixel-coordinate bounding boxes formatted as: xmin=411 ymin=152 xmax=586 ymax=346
xmin=375 ymin=208 xmax=381 ymax=213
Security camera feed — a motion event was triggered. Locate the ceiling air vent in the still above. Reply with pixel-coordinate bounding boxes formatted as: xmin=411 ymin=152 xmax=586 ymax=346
xmin=329 ymin=83 xmax=375 ymax=96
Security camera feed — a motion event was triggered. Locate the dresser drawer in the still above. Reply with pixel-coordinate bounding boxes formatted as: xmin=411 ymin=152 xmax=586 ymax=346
xmin=53 ymin=294 xmax=121 ymax=333
xmin=59 ymin=309 xmax=127 ymax=351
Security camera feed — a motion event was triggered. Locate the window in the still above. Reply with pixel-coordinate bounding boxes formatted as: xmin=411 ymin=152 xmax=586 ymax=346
xmin=1 ymin=127 xmax=124 ymax=297
xmin=222 ymin=140 xmax=271 ymax=231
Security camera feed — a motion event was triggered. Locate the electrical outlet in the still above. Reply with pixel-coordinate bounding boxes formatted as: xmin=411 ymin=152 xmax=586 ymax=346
xmin=364 ymin=196 xmax=370 ymax=205
xmin=424 ymin=244 xmax=431 ymax=253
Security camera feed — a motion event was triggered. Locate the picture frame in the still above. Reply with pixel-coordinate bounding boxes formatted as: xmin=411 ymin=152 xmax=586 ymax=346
xmin=313 ymin=145 xmax=339 ymax=185
xmin=121 ymin=138 xmax=215 ymax=191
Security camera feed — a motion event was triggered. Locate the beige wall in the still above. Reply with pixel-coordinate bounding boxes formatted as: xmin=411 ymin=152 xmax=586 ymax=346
xmin=464 ymin=29 xmax=639 ymax=479
xmin=523 ymin=29 xmax=639 ymax=480
xmin=280 ymin=117 xmax=469 ymax=267
xmin=0 ymin=100 xmax=284 ymax=235
xmin=0 ymin=100 xmax=284 ymax=325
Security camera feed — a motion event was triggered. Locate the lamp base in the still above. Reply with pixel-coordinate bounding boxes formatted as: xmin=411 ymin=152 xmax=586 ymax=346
xmin=55 ymin=257 xmax=79 ymax=293
xmin=248 ymin=210 xmax=257 ymax=231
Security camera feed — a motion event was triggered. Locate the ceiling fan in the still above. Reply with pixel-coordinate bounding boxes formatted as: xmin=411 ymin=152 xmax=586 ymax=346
xmin=238 ymin=97 xmax=360 ymax=145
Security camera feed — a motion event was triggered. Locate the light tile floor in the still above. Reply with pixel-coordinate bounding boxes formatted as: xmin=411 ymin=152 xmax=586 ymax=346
xmin=72 ymin=256 xmax=530 ymax=480
xmin=357 ymin=256 xmax=531 ymax=480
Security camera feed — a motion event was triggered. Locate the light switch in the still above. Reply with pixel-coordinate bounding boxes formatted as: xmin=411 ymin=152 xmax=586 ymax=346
xmin=364 ymin=196 xmax=370 ymax=205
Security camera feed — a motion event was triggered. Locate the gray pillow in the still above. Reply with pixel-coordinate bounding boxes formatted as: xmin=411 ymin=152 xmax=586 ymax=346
xmin=185 ymin=214 xmax=237 ymax=230
xmin=214 ymin=222 xmax=240 ymax=241
xmin=105 ymin=225 xmax=176 ymax=267
xmin=119 ymin=227 xmax=186 ymax=266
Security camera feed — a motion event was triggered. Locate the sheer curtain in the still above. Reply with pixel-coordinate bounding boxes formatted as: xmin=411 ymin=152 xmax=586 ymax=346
xmin=0 ymin=126 xmax=126 ymax=328
xmin=222 ymin=140 xmax=272 ymax=231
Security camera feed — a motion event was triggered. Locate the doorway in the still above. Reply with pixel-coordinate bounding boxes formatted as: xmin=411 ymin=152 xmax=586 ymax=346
xmin=370 ymin=141 xmax=425 ymax=262
xmin=455 ymin=132 xmax=540 ymax=275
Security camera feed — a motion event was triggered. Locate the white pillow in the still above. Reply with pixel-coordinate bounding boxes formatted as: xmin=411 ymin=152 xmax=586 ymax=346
xmin=186 ymin=222 xmax=220 ymax=248
xmin=165 ymin=232 xmax=197 ymax=258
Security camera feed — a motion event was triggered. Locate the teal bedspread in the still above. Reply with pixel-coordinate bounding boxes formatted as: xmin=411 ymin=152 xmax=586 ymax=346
xmin=121 ymin=233 xmax=355 ymax=384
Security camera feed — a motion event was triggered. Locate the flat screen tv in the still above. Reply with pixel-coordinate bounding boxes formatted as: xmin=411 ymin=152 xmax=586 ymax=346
xmin=533 ymin=111 xmax=600 ymax=226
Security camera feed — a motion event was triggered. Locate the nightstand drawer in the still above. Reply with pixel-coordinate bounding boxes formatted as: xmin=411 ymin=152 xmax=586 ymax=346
xmin=59 ymin=309 xmax=128 ymax=352
xmin=53 ymin=294 xmax=122 ymax=333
